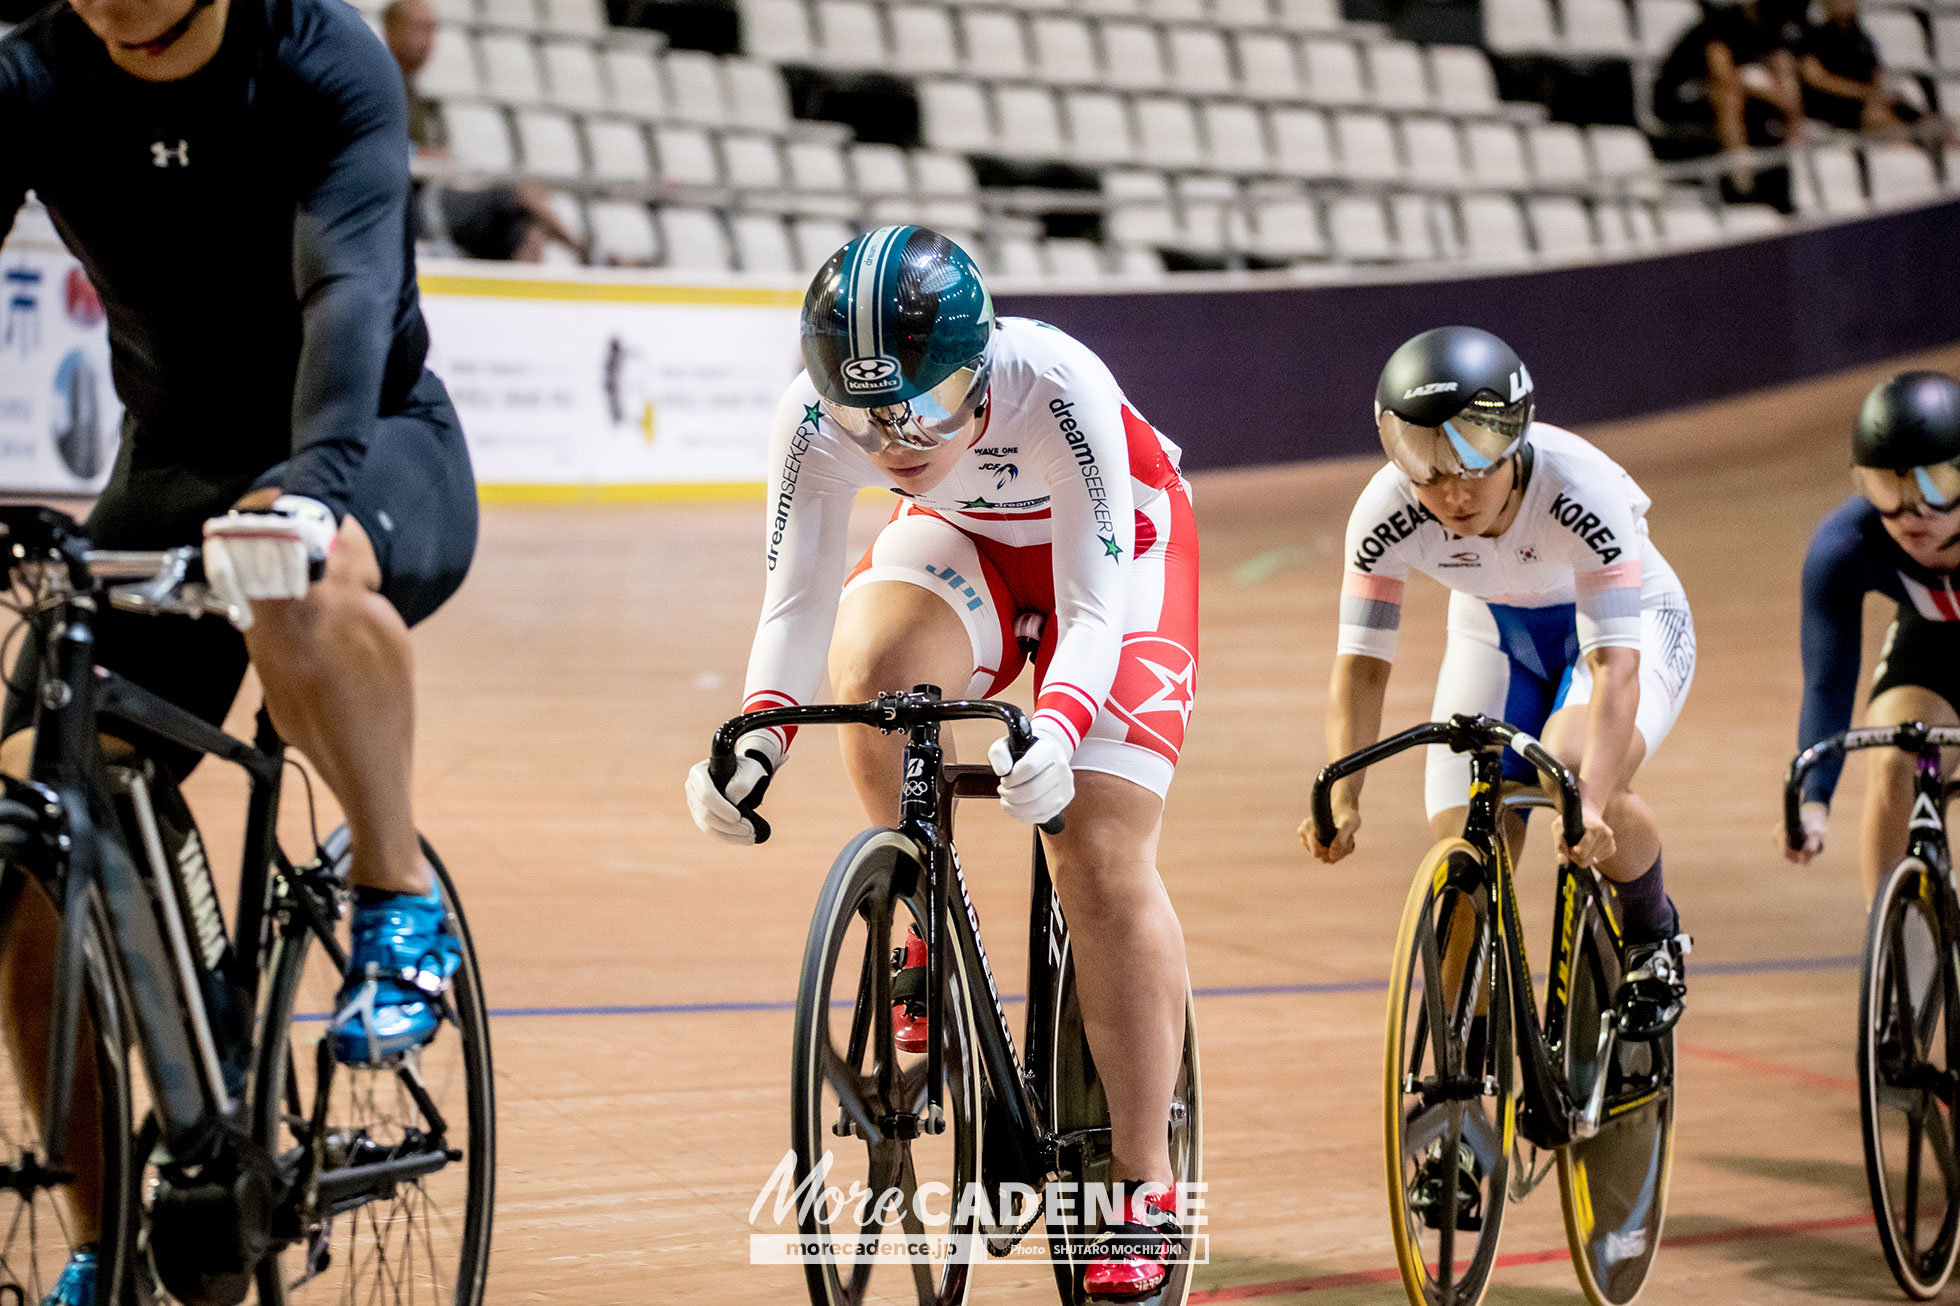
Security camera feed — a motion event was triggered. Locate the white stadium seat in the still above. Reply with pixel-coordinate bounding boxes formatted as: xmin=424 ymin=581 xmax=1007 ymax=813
xmin=994 ymin=86 xmax=1066 ymax=158
xmin=514 ymin=108 xmax=583 ymax=178
xmin=1327 ymin=195 xmax=1395 ymax=259
xmin=785 ymin=138 xmax=851 ymax=198
xmin=478 ymin=33 xmax=545 ymax=104
xmin=1302 ymin=39 xmax=1368 ymax=105
xmin=1175 ymin=174 xmax=1248 ymax=250
xmin=742 ymin=0 xmax=817 ymax=62
xmin=482 ymin=0 xmax=538 ymax=31
xmin=1935 ymin=14 xmax=1960 ymax=69
xmin=1365 ymin=42 xmax=1432 ymax=111
xmin=540 ymin=40 xmax=605 ymax=114
xmin=588 ymin=200 xmax=658 ymax=263
xmin=443 ymin=102 xmax=515 ymax=170
xmin=1391 ymin=192 xmax=1451 ymax=260
xmin=1168 ymin=27 xmax=1237 ymax=95
xmin=1062 ymin=91 xmax=1137 ymax=165
xmin=1031 ymin=15 xmax=1101 ymax=84
xmin=1635 ymin=0 xmax=1699 ymax=58
xmin=653 ymin=125 xmax=721 ymax=186
xmin=889 ymin=6 xmax=961 ymax=77
xmin=995 ymin=236 xmax=1046 ymax=278
xmin=1588 ymin=125 xmax=1657 ymax=178
xmin=1464 ymin=120 xmax=1528 ymax=188
xmin=1237 ymin=33 xmax=1305 ymax=100
xmin=586 ymin=118 xmax=653 ymax=180
xmin=1867 ymin=142 xmax=1941 ymax=205
xmin=1134 ymin=96 xmax=1205 ymax=169
xmin=1335 ymin=110 xmax=1401 ymax=181
xmin=1526 ymin=121 xmax=1590 ymax=183
xmin=919 ymin=79 xmax=996 ymax=152
xmin=724 ymin=132 xmax=788 ymax=189
xmin=1866 ymin=10 xmax=1935 ymax=75
xmin=1203 ymin=101 xmax=1273 ymax=173
xmin=1399 ymin=116 xmax=1466 ymax=187
xmin=813 ymin=0 xmax=889 ymax=68
xmin=1526 ymin=194 xmax=1596 ymax=258
xmin=664 ymin=51 xmax=729 ymax=127
xmin=1081 ymin=0 xmax=1143 ymax=13
xmin=731 ymin=212 xmax=797 ymax=273
xmin=1101 ymin=22 xmax=1170 ymax=89
xmin=790 ymin=216 xmax=860 ymax=271
xmin=1657 ymin=195 xmax=1723 ymax=247
xmin=1562 ymin=0 xmax=1635 ymax=57
xmin=1484 ymin=0 xmax=1560 ymax=54
xmin=1808 ymin=143 xmax=1868 ymax=214
xmin=1215 ymin=0 xmax=1275 ymax=27
xmin=962 ymin=9 xmax=1033 ymax=80
xmin=1043 ymin=238 xmax=1108 ymax=279
xmin=1270 ymin=106 xmax=1337 ymax=177
xmin=430 ymin=0 xmax=474 ymax=23
xmin=1104 ymin=169 xmax=1180 ymax=247
xmin=417 ymin=28 xmax=481 ymax=98
xmin=1430 ymin=45 xmax=1500 ymax=113
xmin=1276 ymin=0 xmax=1342 ymax=32
xmin=1249 ymin=194 xmax=1328 ymax=259
xmin=1117 ymin=244 xmax=1170 ymax=277
xmin=849 ymin=143 xmax=914 ymax=196
xmin=540 ymin=0 xmax=602 ymax=34
xmin=660 ymin=206 xmax=733 ymax=271
xmin=726 ymin=59 xmax=795 ymax=132
xmin=1721 ymin=203 xmax=1786 ymax=236
xmin=1459 ymin=193 xmax=1531 ymax=261
xmin=1144 ymin=0 xmax=1206 ymax=20
xmin=601 ymin=47 xmax=666 ymax=119
xmin=916 ymin=151 xmax=979 ymax=196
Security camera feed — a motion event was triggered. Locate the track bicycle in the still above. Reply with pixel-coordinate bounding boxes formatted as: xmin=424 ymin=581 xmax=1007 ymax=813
xmin=1786 ymin=723 xmax=1960 ymax=1300
xmin=0 ymin=504 xmax=494 ymax=1306
xmin=710 ymin=686 xmax=1202 ymax=1306
xmin=1311 ymin=712 xmax=1676 ymax=1306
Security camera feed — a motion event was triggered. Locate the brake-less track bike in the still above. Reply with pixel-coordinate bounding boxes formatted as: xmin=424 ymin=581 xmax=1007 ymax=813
xmin=0 ymin=504 xmax=494 ymax=1306
xmin=1312 ymin=713 xmax=1676 ymax=1306
xmin=711 ymin=686 xmax=1201 ymax=1306
xmin=1787 ymin=723 xmax=1960 ymax=1300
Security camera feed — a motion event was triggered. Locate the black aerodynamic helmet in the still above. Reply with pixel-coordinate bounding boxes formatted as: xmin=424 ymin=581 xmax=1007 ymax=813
xmin=1851 ymin=372 xmax=1960 ymax=516
xmin=1374 ymin=326 xmax=1535 ymax=485
xmin=800 ymin=225 xmax=995 ymax=454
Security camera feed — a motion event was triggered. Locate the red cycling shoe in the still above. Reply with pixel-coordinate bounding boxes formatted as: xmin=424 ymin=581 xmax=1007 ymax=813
xmin=1082 ymin=1190 xmax=1182 ymax=1301
xmin=892 ymin=924 xmax=929 ymax=1054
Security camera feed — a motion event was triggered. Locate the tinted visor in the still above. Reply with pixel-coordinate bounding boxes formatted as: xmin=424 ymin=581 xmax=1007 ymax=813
xmin=1854 ymin=461 xmax=1960 ymax=517
xmin=1377 ymin=395 xmax=1530 ymax=485
xmin=819 ymin=362 xmax=988 ymax=454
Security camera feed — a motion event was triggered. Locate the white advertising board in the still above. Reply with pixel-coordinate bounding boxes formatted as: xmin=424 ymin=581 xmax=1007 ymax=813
xmin=0 ymin=206 xmax=122 ymax=495
xmin=418 ymin=262 xmax=805 ymax=498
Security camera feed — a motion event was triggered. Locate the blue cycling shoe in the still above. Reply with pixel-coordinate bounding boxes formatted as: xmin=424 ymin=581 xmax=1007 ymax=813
xmin=41 ymin=1247 xmax=95 ymax=1306
xmin=328 ymin=878 xmax=461 ymax=1065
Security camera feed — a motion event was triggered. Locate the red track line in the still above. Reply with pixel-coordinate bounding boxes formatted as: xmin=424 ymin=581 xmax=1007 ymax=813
xmin=1187 ymin=1213 xmax=1872 ymax=1302
xmin=1675 ymin=1040 xmax=1860 ymax=1094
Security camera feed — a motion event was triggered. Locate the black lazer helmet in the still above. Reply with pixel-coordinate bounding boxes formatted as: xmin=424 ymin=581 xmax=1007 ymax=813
xmin=1375 ymin=326 xmax=1535 ymax=485
xmin=1852 ymin=371 xmax=1960 ymax=516
xmin=801 ymin=225 xmax=994 ymax=454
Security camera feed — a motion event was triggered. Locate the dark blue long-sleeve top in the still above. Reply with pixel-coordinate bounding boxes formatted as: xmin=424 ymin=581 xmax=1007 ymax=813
xmin=1799 ymin=494 xmax=1960 ymax=804
xmin=0 ymin=0 xmax=428 ymax=520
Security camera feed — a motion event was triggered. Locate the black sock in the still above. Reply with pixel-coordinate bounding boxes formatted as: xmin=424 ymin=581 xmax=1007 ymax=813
xmin=1615 ymin=853 xmax=1677 ymax=944
xmin=354 ymin=886 xmax=408 ymax=906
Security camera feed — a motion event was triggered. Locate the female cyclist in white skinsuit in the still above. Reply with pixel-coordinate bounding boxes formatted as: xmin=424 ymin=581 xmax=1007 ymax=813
xmin=684 ymin=227 xmax=1199 ymax=1300
xmin=1304 ymin=327 xmax=1696 ymax=1041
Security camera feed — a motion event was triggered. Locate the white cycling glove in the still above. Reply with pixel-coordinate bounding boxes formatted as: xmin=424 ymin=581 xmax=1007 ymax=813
xmin=987 ymin=734 xmax=1074 ymax=827
xmin=202 ymin=495 xmax=337 ymax=631
xmin=686 ymin=741 xmax=775 ymax=845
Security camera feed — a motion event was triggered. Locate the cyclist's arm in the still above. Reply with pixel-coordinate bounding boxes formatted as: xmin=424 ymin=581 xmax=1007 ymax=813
xmin=1565 ymin=478 xmax=1648 ymax=819
xmin=1797 ymin=500 xmax=1882 ymax=807
xmin=1027 ymin=366 xmax=1137 ymax=756
xmin=1328 ymin=475 xmax=1416 ymax=824
xmin=278 ymin=13 xmax=417 ymax=521
xmin=1326 ymin=654 xmax=1390 ymax=821
xmin=738 ymin=390 xmax=865 ymax=767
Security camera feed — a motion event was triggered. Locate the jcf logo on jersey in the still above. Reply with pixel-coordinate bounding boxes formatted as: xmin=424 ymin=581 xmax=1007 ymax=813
xmin=1910 ymin=791 xmax=1944 ymax=832
xmin=151 ymin=139 xmax=190 ymax=168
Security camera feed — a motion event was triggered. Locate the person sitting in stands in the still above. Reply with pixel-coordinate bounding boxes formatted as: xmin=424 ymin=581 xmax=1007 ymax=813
xmin=1653 ymin=0 xmax=1805 ymax=208
xmin=383 ymin=0 xmax=590 ymax=263
xmin=1799 ymin=0 xmax=1954 ymax=142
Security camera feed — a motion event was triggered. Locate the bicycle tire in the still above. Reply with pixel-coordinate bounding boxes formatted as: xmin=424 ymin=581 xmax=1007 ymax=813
xmin=1042 ymin=962 xmax=1201 ymax=1306
xmin=1384 ymin=839 xmax=1513 ymax=1306
xmin=1554 ymin=888 xmax=1676 ymax=1306
xmin=0 ymin=867 xmax=134 ymax=1306
xmin=251 ymin=830 xmax=497 ymax=1306
xmin=1858 ymin=855 xmax=1960 ymax=1300
xmin=789 ymin=829 xmax=983 ymax=1306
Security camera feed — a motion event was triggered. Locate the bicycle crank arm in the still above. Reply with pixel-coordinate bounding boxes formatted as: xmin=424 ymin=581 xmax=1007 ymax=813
xmin=314 ymin=1147 xmax=460 ymax=1215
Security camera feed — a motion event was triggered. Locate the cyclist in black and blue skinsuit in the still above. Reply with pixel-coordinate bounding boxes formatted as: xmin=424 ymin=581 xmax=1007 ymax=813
xmin=1790 ymin=372 xmax=1960 ymax=898
xmin=2 ymin=0 xmax=476 ymax=1294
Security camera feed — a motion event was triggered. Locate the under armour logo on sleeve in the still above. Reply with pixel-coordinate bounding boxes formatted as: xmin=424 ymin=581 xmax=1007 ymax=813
xmin=151 ymin=139 xmax=190 ymax=168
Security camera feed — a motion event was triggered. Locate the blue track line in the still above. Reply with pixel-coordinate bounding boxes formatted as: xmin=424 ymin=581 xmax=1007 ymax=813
xmin=287 ymin=953 xmax=1862 ymax=1023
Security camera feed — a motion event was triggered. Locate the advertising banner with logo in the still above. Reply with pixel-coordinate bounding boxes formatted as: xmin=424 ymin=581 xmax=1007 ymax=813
xmin=418 ymin=263 xmax=805 ymax=498
xmin=0 ymin=207 xmax=121 ymax=495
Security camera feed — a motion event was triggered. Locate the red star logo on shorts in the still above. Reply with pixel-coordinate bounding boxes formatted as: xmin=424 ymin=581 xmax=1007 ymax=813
xmin=1131 ymin=656 xmax=1195 ymax=728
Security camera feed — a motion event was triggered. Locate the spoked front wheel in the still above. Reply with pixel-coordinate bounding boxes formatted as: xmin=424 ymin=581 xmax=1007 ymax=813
xmin=252 ymin=829 xmax=497 ymax=1306
xmin=1554 ymin=880 xmax=1675 ymax=1306
xmin=1859 ymin=855 xmax=1960 ymax=1300
xmin=1384 ymin=840 xmax=1513 ymax=1306
xmin=789 ymin=829 xmax=984 ymax=1306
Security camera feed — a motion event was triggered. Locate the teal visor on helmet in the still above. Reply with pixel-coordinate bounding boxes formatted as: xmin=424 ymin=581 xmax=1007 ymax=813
xmin=801 ymin=226 xmax=995 ymax=453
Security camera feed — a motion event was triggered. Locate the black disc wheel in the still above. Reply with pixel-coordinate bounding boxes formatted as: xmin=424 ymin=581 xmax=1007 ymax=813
xmin=1042 ymin=945 xmax=1201 ymax=1306
xmin=1858 ymin=855 xmax=1960 ymax=1300
xmin=251 ymin=829 xmax=496 ymax=1306
xmin=0 ymin=869 xmax=133 ymax=1306
xmin=789 ymin=830 xmax=984 ymax=1306
xmin=1554 ymin=885 xmax=1675 ymax=1306
xmin=1384 ymin=841 xmax=1512 ymax=1306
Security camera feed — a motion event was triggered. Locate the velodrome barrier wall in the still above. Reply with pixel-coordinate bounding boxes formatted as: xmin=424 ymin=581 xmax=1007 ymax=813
xmin=3 ymin=198 xmax=1956 ymax=498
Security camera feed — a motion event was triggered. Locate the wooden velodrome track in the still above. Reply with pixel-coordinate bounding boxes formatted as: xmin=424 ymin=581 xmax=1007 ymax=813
xmin=167 ymin=341 xmax=1960 ymax=1304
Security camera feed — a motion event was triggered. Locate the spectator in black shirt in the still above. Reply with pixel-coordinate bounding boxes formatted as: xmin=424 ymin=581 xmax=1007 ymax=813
xmin=1654 ymin=0 xmax=1804 ymax=204
xmin=1800 ymin=0 xmax=1954 ymax=140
